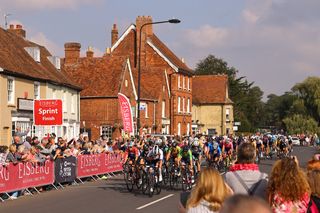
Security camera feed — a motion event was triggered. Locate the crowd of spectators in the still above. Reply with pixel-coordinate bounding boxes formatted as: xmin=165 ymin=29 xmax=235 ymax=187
xmin=179 ymin=142 xmax=320 ymax=213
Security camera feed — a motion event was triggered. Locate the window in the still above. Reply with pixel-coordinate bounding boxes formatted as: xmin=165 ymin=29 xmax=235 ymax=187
xmin=188 ymin=77 xmax=190 ymax=91
xmin=101 ymin=125 xmax=112 ymax=139
xmin=226 ymin=108 xmax=230 ymax=121
xmin=7 ymin=77 xmax=14 ymax=104
xmin=177 ymin=97 xmax=181 ymax=113
xmin=52 ymin=89 xmax=56 ymax=99
xmin=187 ymin=98 xmax=190 ymax=113
xmin=71 ymin=94 xmax=75 ymax=114
xmin=187 ymin=123 xmax=190 ymax=136
xmin=182 ymin=98 xmax=185 ymax=113
xmin=63 ymin=91 xmax=67 ymax=113
xmin=34 ymin=82 xmax=40 ymax=100
xmin=145 ymin=103 xmax=148 ymax=118
xmin=183 ymin=76 xmax=185 ymax=89
xmin=162 ymin=101 xmax=166 ymax=118
xmin=208 ymin=129 xmax=216 ymax=135
xmin=177 ymin=123 xmax=181 ymax=136
xmin=178 ymin=75 xmax=181 ymax=88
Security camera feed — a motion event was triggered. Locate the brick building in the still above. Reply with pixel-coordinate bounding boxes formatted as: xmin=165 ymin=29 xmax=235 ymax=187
xmin=192 ymin=75 xmax=234 ymax=135
xmin=62 ymin=16 xmax=193 ymax=139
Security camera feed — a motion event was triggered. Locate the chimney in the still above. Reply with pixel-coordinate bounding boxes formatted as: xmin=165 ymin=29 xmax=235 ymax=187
xmin=7 ymin=24 xmax=26 ymax=38
xmin=136 ymin=16 xmax=153 ymax=58
xmin=86 ymin=46 xmax=94 ymax=58
xmin=105 ymin=47 xmax=111 ymax=55
xmin=181 ymin=58 xmax=185 ymax=63
xmin=64 ymin=42 xmax=81 ymax=64
xmin=111 ymin=24 xmax=118 ymax=46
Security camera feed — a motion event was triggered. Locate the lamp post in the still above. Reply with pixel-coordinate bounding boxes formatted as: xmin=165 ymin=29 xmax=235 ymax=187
xmin=136 ymin=18 xmax=180 ymax=136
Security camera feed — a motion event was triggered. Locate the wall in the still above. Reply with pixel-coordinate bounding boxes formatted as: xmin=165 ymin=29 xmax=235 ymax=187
xmin=192 ymin=104 xmax=234 ymax=135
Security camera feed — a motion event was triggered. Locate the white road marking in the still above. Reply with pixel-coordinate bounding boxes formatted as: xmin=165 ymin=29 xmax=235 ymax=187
xmin=136 ymin=194 xmax=175 ymax=210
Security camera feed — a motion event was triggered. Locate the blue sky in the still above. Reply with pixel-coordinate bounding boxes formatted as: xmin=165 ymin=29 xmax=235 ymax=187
xmin=1 ymin=0 xmax=319 ymax=99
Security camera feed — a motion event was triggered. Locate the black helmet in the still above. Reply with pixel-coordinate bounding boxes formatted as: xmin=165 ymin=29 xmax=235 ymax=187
xmin=183 ymin=146 xmax=189 ymax=152
xmin=172 ymin=141 xmax=177 ymax=147
xmin=143 ymin=144 xmax=149 ymax=151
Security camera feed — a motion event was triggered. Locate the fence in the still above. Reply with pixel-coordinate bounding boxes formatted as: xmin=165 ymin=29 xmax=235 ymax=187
xmin=0 ymin=152 xmax=123 ymax=201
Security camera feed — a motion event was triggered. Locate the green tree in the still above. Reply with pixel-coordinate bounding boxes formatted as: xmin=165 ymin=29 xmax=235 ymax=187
xmin=292 ymin=77 xmax=320 ymax=123
xmin=283 ymin=114 xmax=319 ymax=135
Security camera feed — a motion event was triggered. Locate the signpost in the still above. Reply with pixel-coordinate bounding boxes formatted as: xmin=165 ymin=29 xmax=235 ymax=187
xmin=34 ymin=99 xmax=63 ymax=125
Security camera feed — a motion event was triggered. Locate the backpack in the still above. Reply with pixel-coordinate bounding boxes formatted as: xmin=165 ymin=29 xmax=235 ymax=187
xmin=233 ymin=172 xmax=263 ymax=196
xmin=308 ymin=196 xmax=320 ymax=213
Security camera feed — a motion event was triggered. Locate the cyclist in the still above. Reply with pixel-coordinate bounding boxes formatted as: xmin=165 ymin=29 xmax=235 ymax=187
xmin=146 ymin=140 xmax=164 ymax=182
xmin=180 ymin=145 xmax=194 ymax=183
xmin=123 ymin=141 xmax=139 ymax=164
xmin=191 ymin=138 xmax=202 ymax=174
xmin=166 ymin=141 xmax=182 ymax=168
xmin=205 ymin=138 xmax=221 ymax=164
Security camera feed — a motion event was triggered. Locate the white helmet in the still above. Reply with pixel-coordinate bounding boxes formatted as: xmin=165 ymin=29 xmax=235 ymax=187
xmin=193 ymin=140 xmax=200 ymax=147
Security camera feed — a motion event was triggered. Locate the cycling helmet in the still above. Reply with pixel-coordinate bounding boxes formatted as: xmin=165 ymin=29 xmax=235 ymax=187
xmin=183 ymin=146 xmax=189 ymax=152
xmin=155 ymin=138 xmax=162 ymax=145
xmin=152 ymin=145 xmax=160 ymax=155
xmin=172 ymin=141 xmax=177 ymax=147
xmin=128 ymin=141 xmax=134 ymax=147
xmin=193 ymin=140 xmax=200 ymax=147
xmin=143 ymin=144 xmax=149 ymax=151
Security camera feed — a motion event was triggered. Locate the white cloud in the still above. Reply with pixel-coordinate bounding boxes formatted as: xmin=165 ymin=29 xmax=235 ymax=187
xmin=30 ymin=32 xmax=63 ymax=56
xmin=242 ymin=9 xmax=259 ymax=24
xmin=0 ymin=0 xmax=101 ymax=10
xmin=174 ymin=0 xmax=320 ymax=98
xmin=184 ymin=25 xmax=229 ymax=48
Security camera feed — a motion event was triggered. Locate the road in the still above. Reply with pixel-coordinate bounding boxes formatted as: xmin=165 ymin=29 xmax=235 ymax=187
xmin=0 ymin=146 xmax=318 ymax=213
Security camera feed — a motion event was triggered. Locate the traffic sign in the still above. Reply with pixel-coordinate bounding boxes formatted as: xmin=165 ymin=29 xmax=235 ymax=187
xmin=34 ymin=99 xmax=63 ymax=125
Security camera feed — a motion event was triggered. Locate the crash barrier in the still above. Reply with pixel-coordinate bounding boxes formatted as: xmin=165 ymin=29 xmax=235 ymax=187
xmin=0 ymin=152 xmax=123 ymax=201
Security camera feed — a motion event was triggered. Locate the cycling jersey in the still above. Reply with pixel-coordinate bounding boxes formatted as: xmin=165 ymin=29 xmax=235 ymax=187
xmin=169 ymin=146 xmax=182 ymax=158
xmin=181 ymin=149 xmax=192 ymax=162
xmin=223 ymin=142 xmax=233 ymax=152
xmin=125 ymin=147 xmax=139 ymax=160
xmin=208 ymin=142 xmax=220 ymax=154
xmin=191 ymin=146 xmax=201 ymax=159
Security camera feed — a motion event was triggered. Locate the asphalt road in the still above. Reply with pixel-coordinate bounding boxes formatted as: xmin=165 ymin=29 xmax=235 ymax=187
xmin=0 ymin=146 xmax=318 ymax=213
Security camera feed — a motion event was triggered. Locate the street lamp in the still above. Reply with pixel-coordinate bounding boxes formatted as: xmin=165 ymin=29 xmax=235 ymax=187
xmin=136 ymin=18 xmax=181 ymax=136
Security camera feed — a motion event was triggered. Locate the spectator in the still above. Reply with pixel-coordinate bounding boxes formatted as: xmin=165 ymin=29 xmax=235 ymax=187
xmin=306 ymin=159 xmax=320 ymax=212
xmin=6 ymin=144 xmax=18 ymax=164
xmin=268 ymin=157 xmax=310 ymax=212
xmin=220 ymin=194 xmax=271 ymax=213
xmin=185 ymin=168 xmax=232 ymax=213
xmin=224 ymin=142 xmax=268 ymax=199
xmin=0 ymin=146 xmax=9 ymax=166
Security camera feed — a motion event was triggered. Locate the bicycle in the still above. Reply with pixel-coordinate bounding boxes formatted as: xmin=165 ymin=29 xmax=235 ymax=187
xmin=141 ymin=164 xmax=161 ymax=197
xmin=180 ymin=161 xmax=192 ymax=191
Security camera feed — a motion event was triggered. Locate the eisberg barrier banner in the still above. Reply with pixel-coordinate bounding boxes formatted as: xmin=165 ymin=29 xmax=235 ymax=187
xmin=0 ymin=160 xmax=54 ymax=193
xmin=54 ymin=157 xmax=77 ymax=183
xmin=77 ymin=153 xmax=123 ymax=178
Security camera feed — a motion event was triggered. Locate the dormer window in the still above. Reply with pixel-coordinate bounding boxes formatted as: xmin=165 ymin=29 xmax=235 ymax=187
xmin=24 ymin=47 xmax=40 ymax=63
xmin=47 ymin=56 xmax=61 ymax=70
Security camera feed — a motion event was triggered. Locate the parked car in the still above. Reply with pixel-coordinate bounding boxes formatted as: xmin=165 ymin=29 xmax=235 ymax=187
xmin=291 ymin=137 xmax=300 ymax=146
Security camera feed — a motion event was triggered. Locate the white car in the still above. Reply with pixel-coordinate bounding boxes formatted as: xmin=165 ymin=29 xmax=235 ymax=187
xmin=291 ymin=137 xmax=300 ymax=146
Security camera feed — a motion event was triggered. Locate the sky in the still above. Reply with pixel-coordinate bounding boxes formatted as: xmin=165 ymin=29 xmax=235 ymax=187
xmin=1 ymin=0 xmax=319 ymax=99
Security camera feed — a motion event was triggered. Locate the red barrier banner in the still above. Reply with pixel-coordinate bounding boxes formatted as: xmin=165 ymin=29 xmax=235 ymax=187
xmin=77 ymin=153 xmax=123 ymax=178
xmin=0 ymin=160 xmax=54 ymax=193
xmin=104 ymin=153 xmax=123 ymax=173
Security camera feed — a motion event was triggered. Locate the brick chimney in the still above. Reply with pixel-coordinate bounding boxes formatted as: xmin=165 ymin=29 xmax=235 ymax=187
xmin=8 ymin=24 xmax=26 ymax=38
xmin=136 ymin=16 xmax=153 ymax=58
xmin=64 ymin=42 xmax=81 ymax=64
xmin=86 ymin=46 xmax=94 ymax=58
xmin=111 ymin=24 xmax=118 ymax=46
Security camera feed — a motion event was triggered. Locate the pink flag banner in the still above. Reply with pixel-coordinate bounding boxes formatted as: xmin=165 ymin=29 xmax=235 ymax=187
xmin=118 ymin=93 xmax=134 ymax=134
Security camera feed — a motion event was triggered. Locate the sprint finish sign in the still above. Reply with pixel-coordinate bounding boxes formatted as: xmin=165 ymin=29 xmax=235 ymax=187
xmin=34 ymin=99 xmax=63 ymax=125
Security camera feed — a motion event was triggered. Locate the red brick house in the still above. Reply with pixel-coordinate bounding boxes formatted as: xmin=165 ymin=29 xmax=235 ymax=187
xmin=62 ymin=16 xmax=193 ymax=139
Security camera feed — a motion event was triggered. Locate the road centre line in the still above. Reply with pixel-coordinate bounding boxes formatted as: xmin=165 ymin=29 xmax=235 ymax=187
xmin=136 ymin=194 xmax=175 ymax=210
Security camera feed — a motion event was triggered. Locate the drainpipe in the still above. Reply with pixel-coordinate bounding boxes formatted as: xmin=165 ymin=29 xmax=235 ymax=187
xmin=153 ymin=100 xmax=156 ymax=133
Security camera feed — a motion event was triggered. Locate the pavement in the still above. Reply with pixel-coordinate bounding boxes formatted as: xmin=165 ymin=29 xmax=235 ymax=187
xmin=0 ymin=146 xmax=318 ymax=213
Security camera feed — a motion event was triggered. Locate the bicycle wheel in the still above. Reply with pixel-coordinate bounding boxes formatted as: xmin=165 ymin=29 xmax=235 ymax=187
xmin=162 ymin=165 xmax=169 ymax=186
xmin=136 ymin=169 xmax=143 ymax=189
xmin=141 ymin=171 xmax=148 ymax=195
xmin=125 ymin=171 xmax=134 ymax=192
xmin=181 ymin=169 xmax=191 ymax=191
xmin=148 ymin=173 xmax=155 ymax=197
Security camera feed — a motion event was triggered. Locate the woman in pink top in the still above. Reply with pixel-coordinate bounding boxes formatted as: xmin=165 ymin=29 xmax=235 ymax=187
xmin=268 ymin=157 xmax=310 ymax=213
